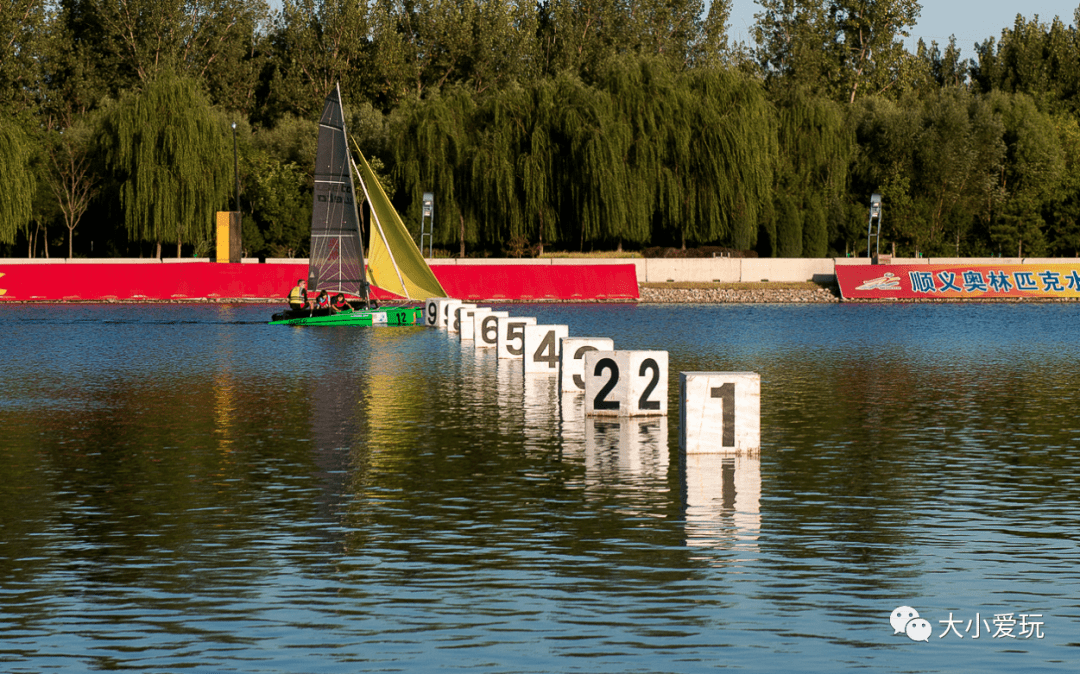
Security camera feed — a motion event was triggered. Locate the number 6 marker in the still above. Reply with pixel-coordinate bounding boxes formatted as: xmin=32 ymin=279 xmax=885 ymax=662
xmin=679 ymin=372 xmax=760 ymax=453
xmin=476 ymin=311 xmax=509 ymax=348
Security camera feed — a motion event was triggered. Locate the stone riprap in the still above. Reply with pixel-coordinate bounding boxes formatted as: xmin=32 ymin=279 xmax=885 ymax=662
xmin=639 ymin=283 xmax=841 ymax=303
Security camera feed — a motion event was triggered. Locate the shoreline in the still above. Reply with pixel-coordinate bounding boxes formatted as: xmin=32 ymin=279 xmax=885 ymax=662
xmin=638 ymin=282 xmax=841 ymax=303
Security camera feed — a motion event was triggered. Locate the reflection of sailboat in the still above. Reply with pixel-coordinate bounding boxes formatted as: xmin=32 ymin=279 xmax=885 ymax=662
xmin=684 ymin=454 xmax=761 ymax=551
xmin=271 ymin=84 xmax=445 ymax=326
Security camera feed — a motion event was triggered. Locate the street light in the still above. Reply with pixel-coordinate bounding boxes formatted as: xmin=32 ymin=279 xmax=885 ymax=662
xmin=866 ymin=192 xmax=883 ymax=259
xmin=421 ymin=192 xmax=434 ymax=259
xmin=231 ymin=122 xmax=240 ymax=213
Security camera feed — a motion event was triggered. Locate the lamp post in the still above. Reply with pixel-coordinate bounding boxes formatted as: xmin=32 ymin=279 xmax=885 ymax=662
xmin=231 ymin=122 xmax=240 ymax=213
xmin=866 ymin=192 xmax=882 ymax=259
xmin=421 ymin=192 xmax=434 ymax=259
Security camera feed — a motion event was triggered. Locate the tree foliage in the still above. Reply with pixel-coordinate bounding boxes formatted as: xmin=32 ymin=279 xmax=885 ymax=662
xmin=97 ymin=70 xmax=232 ymax=250
xmin=11 ymin=2 xmax=1080 ymax=259
xmin=0 ymin=120 xmax=37 ymax=244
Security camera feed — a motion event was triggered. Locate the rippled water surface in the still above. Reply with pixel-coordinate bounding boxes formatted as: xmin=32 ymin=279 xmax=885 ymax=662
xmin=1 ymin=302 xmax=1078 ymax=673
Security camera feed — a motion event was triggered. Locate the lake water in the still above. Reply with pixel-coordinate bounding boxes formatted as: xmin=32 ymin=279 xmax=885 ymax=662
xmin=1 ymin=302 xmax=1078 ymax=673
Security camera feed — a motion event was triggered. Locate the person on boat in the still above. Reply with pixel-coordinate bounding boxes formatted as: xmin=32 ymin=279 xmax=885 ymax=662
xmin=314 ymin=290 xmax=330 ymax=311
xmin=331 ymin=293 xmax=351 ymax=314
xmin=288 ymin=280 xmax=308 ymax=311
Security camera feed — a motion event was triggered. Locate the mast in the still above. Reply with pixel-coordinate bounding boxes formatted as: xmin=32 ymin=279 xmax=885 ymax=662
xmin=309 ymin=83 xmax=369 ymax=302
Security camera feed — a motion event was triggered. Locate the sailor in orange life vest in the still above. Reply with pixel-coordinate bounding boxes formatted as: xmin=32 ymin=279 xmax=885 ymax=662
xmin=287 ymin=279 xmax=307 ymax=311
xmin=314 ymin=290 xmax=330 ymax=310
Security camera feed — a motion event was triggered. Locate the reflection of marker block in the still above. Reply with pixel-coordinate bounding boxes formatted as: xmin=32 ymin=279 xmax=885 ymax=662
xmin=680 ymin=372 xmax=760 ymax=454
xmin=448 ymin=303 xmax=475 ymax=333
xmin=496 ymin=316 xmax=537 ymax=359
xmin=462 ymin=307 xmax=491 ymax=341
xmin=426 ymin=298 xmax=455 ymax=328
xmin=560 ymin=337 xmax=614 ymax=392
xmin=523 ymin=325 xmax=569 ymax=374
xmin=560 ymin=390 xmax=586 ymax=425
xmin=524 ymin=372 xmax=560 ymax=440
xmin=476 ymin=311 xmax=509 ymax=348
xmin=584 ymin=351 xmax=668 ymax=417
xmin=583 ymin=416 xmax=669 ymax=478
xmin=684 ymin=453 xmax=761 ymax=546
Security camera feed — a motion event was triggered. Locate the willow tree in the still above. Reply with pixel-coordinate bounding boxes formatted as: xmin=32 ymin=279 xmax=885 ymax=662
xmin=675 ymin=67 xmax=777 ymax=249
xmin=0 ymin=121 xmax=36 ymax=246
xmin=591 ymin=55 xmax=679 ymax=248
xmin=468 ymin=86 xmax=529 ymax=249
xmin=771 ymin=89 xmax=853 ymax=256
xmin=551 ymin=72 xmax=635 ymax=248
xmin=389 ymin=86 xmax=477 ymax=255
xmin=465 ymin=81 xmax=562 ymax=253
xmin=97 ymin=70 xmax=232 ymax=255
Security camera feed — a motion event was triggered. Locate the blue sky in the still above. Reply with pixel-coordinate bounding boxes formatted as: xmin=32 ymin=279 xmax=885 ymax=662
xmin=725 ymin=1 xmax=1080 ymax=56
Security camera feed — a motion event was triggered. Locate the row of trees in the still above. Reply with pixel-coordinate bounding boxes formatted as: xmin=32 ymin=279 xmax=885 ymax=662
xmin=3 ymin=1 xmax=1080 ymax=259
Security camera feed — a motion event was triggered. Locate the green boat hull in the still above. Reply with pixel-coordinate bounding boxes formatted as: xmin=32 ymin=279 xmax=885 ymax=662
xmin=269 ymin=306 xmax=423 ymax=326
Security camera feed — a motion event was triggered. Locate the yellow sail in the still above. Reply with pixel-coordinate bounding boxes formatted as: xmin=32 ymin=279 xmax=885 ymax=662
xmin=351 ymin=140 xmax=446 ymax=300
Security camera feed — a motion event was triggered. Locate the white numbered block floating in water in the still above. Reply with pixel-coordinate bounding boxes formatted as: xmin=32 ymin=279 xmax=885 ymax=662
xmin=461 ymin=307 xmax=491 ymax=341
xmin=680 ymin=372 xmax=760 ymax=454
xmin=448 ymin=303 xmax=475 ymax=334
xmin=523 ymin=325 xmax=569 ymax=374
xmin=441 ymin=299 xmax=462 ymax=331
xmin=496 ymin=316 xmax=537 ymax=359
xmin=427 ymin=298 xmax=459 ymax=329
xmin=560 ymin=337 xmax=615 ymax=392
xmin=425 ymin=298 xmax=448 ymax=327
xmin=584 ymin=351 xmax=668 ymax=417
xmin=476 ymin=311 xmax=509 ymax=348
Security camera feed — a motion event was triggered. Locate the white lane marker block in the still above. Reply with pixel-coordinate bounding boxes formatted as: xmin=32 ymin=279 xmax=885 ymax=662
xmin=461 ymin=307 xmax=492 ymax=341
xmin=680 ymin=372 xmax=760 ymax=454
xmin=426 ymin=298 xmax=456 ymax=328
xmin=584 ymin=351 xmax=668 ymax=417
xmin=448 ymin=303 xmax=475 ymax=334
xmin=560 ymin=337 xmax=614 ymax=392
xmin=438 ymin=299 xmax=462 ymax=330
xmin=496 ymin=316 xmax=537 ymax=359
xmin=476 ymin=311 xmax=509 ymax=349
xmin=523 ymin=325 xmax=569 ymax=374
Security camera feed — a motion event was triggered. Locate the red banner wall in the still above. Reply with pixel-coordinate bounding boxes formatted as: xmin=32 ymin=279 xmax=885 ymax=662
xmin=0 ymin=262 xmax=639 ymax=302
xmin=837 ymin=263 xmax=1080 ymax=300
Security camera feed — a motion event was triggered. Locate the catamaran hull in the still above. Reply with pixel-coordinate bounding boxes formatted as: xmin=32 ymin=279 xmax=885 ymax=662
xmin=269 ymin=307 xmax=422 ymax=326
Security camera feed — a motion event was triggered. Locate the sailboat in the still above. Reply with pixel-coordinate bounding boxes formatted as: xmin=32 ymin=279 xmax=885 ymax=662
xmin=270 ymin=84 xmax=446 ymax=326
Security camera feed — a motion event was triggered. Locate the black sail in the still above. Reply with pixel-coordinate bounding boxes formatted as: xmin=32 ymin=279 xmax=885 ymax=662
xmin=308 ymin=84 xmax=367 ymax=299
